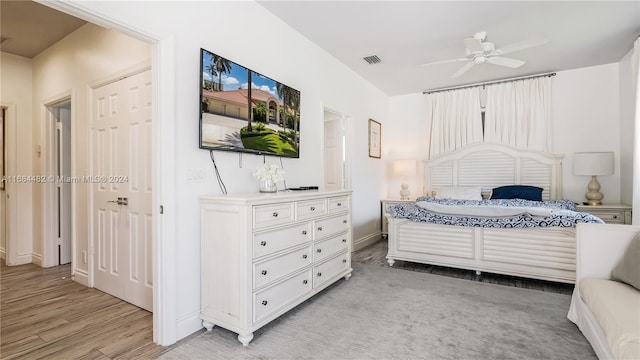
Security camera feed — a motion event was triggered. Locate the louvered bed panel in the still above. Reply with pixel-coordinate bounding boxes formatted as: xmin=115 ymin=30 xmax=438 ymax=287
xmin=425 ymin=143 xmax=563 ymax=200
xmin=387 ymin=143 xmax=576 ymax=283
xmin=396 ymin=222 xmax=474 ymax=259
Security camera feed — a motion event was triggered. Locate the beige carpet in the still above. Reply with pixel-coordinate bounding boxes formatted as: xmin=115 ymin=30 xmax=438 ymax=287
xmin=160 ymin=255 xmax=595 ymax=360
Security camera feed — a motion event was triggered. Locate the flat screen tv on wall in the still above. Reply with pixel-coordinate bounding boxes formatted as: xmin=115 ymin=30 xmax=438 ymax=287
xmin=199 ymin=48 xmax=301 ymax=158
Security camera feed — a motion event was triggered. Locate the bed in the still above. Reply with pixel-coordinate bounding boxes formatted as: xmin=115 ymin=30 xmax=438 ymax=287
xmin=385 ymin=143 xmax=603 ymax=284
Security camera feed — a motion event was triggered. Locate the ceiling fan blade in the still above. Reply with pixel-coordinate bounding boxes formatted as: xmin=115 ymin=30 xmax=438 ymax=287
xmin=452 ymin=62 xmax=475 ymax=78
xmin=487 ymin=56 xmax=525 ymax=68
xmin=496 ymin=37 xmax=549 ymax=55
xmin=463 ymin=37 xmax=484 ymax=53
xmin=420 ymin=58 xmax=469 ymax=67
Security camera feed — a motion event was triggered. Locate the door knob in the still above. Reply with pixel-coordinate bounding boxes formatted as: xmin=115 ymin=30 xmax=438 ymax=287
xmin=108 ymin=197 xmax=128 ymax=206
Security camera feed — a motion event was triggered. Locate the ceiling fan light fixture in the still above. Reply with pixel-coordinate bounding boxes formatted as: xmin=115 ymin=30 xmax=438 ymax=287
xmin=474 ymin=56 xmax=486 ymax=64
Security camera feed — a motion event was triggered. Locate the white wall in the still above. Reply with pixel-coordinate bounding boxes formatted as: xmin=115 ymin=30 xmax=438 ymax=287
xmin=0 ymin=52 xmax=34 ymax=265
xmin=386 ymin=94 xmax=429 ymax=199
xmin=30 ymin=24 xmax=151 ymax=273
xmin=553 ymin=63 xmax=622 ymax=204
xmin=57 ymin=1 xmax=389 ymax=341
xmin=386 ymin=63 xmax=630 ymax=205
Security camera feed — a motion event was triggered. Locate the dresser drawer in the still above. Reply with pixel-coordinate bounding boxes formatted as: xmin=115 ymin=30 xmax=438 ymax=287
xmin=254 ymin=222 xmax=312 ymax=258
xmin=296 ymin=199 xmax=327 ymax=220
xmin=314 ymin=214 xmax=349 ymax=239
xmin=313 ymin=232 xmax=349 ymax=263
xmin=253 ymin=246 xmax=312 ymax=289
xmin=328 ymin=196 xmax=349 ymax=213
xmin=593 ymin=212 xmax=626 ymax=224
xmin=254 ymin=269 xmax=312 ymax=324
xmin=254 ymin=203 xmax=295 ymax=229
xmin=313 ymin=252 xmax=349 ymax=288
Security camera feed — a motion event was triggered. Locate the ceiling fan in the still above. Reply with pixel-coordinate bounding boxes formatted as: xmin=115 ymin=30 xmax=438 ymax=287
xmin=421 ymin=32 xmax=548 ymax=78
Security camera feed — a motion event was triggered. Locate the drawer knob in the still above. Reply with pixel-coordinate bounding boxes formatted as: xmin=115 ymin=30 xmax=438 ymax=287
xmin=342 ymin=239 xmax=347 ymax=243
xmin=337 ymin=202 xmax=342 ymax=206
xmin=343 ymin=220 xmax=347 ymax=224
xmin=302 ymin=280 xmax=308 ymax=284
xmin=302 ymin=254 xmax=308 ymax=259
xmin=310 ymin=206 xmax=315 ymax=211
xmin=261 ymin=300 xmax=268 ymax=306
xmin=317 ymin=226 xmax=323 ymax=231
xmin=302 ymin=230 xmax=307 ymax=235
xmin=261 ymin=270 xmax=267 ymax=275
xmin=317 ymin=272 xmax=322 ymax=277
xmin=260 ymin=241 xmax=267 ymax=246
xmin=342 ymin=259 xmax=347 ymax=263
xmin=613 ymin=215 xmax=618 ymax=219
xmin=317 ymin=249 xmax=322 ymax=253
xmin=272 ymin=212 xmax=278 ymax=217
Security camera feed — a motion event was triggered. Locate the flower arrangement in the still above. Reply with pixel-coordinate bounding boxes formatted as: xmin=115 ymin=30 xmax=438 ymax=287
xmin=252 ymin=164 xmax=286 ymax=183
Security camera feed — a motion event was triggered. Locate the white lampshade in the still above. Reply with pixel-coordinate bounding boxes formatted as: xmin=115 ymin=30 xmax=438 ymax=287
xmin=573 ymin=152 xmax=614 ymax=176
xmin=393 ymin=159 xmax=417 ymax=177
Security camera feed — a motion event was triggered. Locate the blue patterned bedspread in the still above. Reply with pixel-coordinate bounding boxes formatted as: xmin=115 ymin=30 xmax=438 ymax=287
xmin=390 ymin=197 xmax=604 ymax=228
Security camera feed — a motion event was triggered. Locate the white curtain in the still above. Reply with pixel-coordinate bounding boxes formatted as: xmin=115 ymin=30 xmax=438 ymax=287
xmin=632 ymin=37 xmax=640 ymax=224
xmin=427 ymin=87 xmax=483 ymax=159
xmin=484 ymin=76 xmax=552 ymax=152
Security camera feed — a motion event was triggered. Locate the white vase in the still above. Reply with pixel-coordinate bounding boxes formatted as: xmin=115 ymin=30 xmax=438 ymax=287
xmin=259 ymin=178 xmax=277 ymax=193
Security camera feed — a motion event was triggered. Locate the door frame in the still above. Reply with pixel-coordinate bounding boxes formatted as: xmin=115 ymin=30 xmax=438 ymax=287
xmin=322 ymin=106 xmax=352 ymax=191
xmin=42 ymin=92 xmax=75 ymax=268
xmin=0 ymin=103 xmax=19 ymax=265
xmin=37 ymin=1 xmax=177 ymax=346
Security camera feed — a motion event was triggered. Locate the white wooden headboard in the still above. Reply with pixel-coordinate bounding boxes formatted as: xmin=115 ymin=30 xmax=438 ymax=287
xmin=424 ymin=143 xmax=564 ymax=200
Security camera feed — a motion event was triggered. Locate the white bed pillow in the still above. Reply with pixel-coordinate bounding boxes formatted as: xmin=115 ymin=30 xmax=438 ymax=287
xmin=434 ymin=186 xmax=482 ymax=200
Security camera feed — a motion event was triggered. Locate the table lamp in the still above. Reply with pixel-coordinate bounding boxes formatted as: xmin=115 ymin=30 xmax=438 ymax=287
xmin=572 ymin=152 xmax=614 ymax=206
xmin=393 ymin=159 xmax=417 ymax=200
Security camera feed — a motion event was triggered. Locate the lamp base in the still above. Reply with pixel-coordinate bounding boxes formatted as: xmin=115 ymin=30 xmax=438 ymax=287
xmin=584 ymin=175 xmax=603 ymax=206
xmin=399 ymin=182 xmax=410 ymax=201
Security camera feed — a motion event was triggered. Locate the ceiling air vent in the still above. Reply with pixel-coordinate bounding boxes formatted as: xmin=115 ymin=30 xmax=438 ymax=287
xmin=363 ymin=55 xmax=381 ymax=65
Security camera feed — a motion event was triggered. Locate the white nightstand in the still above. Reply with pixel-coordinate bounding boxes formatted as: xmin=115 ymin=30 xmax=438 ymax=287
xmin=576 ymin=204 xmax=632 ymax=225
xmin=381 ymin=199 xmax=414 ymax=238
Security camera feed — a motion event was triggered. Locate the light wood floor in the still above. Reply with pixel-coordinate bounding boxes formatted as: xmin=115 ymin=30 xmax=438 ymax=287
xmin=0 ymin=260 xmax=171 ymax=359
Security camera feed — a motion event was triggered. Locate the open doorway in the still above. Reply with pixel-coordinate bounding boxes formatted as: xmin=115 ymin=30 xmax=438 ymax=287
xmin=44 ymin=100 xmax=72 ymax=266
xmin=323 ymin=108 xmax=351 ymax=191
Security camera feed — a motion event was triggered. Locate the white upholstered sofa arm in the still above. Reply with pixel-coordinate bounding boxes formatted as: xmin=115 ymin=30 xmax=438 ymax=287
xmin=575 ymin=223 xmax=640 ymax=282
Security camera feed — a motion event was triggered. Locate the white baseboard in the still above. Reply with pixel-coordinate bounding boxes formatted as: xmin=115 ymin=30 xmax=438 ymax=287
xmin=73 ymin=268 xmax=89 ymax=287
xmin=32 ymin=253 xmax=43 ymax=266
xmin=353 ymin=232 xmax=382 ymax=252
xmin=177 ymin=310 xmax=204 ymax=341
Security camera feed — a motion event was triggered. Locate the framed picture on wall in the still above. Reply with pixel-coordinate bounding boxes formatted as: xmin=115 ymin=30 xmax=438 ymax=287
xmin=368 ymin=119 xmax=381 ymax=158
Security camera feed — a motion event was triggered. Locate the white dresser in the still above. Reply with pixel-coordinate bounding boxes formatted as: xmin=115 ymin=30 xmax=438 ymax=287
xmin=200 ymin=190 xmax=353 ymax=346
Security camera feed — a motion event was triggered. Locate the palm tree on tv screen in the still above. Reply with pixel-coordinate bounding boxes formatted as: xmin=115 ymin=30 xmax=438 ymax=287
xmin=212 ymin=55 xmax=232 ymax=92
xmin=205 ymin=64 xmax=217 ymax=91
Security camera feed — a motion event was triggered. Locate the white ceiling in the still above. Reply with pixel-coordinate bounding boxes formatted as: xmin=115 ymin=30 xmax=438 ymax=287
xmin=259 ymin=1 xmax=640 ymax=96
xmin=2 ymin=1 xmax=638 ymax=96
xmin=0 ymin=1 xmax=86 ymax=59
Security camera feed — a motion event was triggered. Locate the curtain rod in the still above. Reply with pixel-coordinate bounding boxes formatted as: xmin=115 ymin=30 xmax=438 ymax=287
xmin=422 ymin=72 xmax=556 ymax=95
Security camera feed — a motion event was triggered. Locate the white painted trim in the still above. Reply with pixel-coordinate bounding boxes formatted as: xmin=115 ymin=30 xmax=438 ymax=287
xmin=153 ymin=36 xmax=177 ymax=346
xmin=1 ymin=103 xmax=19 ymax=266
xmin=42 ymin=91 xmax=73 ymax=268
xmin=176 ymin=310 xmax=202 ymax=341
xmin=72 ymin=268 xmax=89 ymax=287
xmin=353 ymin=232 xmax=381 ymax=252
xmin=32 ymin=253 xmax=43 ymax=266
xmin=36 ymin=0 xmax=177 ymax=346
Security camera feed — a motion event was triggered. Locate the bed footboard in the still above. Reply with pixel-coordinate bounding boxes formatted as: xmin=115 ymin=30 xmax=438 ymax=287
xmin=386 ymin=216 xmax=576 ymax=283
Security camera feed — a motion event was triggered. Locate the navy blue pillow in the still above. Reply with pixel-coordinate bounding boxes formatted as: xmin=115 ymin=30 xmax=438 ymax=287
xmin=490 ymin=185 xmax=543 ymax=201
